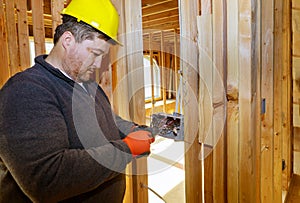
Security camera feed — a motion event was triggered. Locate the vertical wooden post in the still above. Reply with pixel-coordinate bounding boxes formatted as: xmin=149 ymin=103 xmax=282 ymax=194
xmin=5 ymin=0 xmax=20 ymax=75
xmin=161 ymin=31 xmax=167 ymax=112
xmin=238 ymin=0 xmax=260 ymax=202
xmin=149 ymin=33 xmax=155 ymax=112
xmin=212 ymin=0 xmax=227 ymax=202
xmin=226 ymin=0 xmax=239 ymax=202
xmin=261 ymin=0 xmax=274 ymax=202
xmin=282 ymin=0 xmax=292 ymax=194
xmin=174 ymin=30 xmax=178 ymax=96
xmin=180 ymin=0 xmax=201 ymax=202
xmin=0 ymin=0 xmax=10 ymax=87
xmin=51 ymin=0 xmax=65 ymax=37
xmin=124 ymin=1 xmax=148 ymax=203
xmin=16 ymin=0 xmax=30 ymax=70
xmin=273 ymin=0 xmax=284 ymax=202
xmin=197 ymin=6 xmax=213 ymax=202
xmin=110 ymin=0 xmax=130 ymax=118
xmin=31 ymin=0 xmax=45 ymax=56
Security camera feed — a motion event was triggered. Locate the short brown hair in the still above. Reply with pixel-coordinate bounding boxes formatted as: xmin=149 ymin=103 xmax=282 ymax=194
xmin=53 ymin=15 xmax=112 ymax=45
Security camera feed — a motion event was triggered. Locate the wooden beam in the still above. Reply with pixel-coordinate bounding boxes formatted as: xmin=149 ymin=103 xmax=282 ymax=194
xmin=273 ymin=0 xmax=284 ymax=202
xmin=142 ymin=8 xmax=178 ymax=23
xmin=226 ymin=0 xmax=239 ymax=202
xmin=0 ymin=0 xmax=10 ymax=87
xmin=197 ymin=12 xmax=213 ymax=202
xmin=143 ymin=21 xmax=179 ymax=31
xmin=142 ymin=0 xmax=172 ymax=7
xmin=281 ymin=0 xmax=292 ymax=193
xmin=142 ymin=0 xmax=178 ymax=16
xmin=238 ymin=0 xmax=259 ymax=202
xmin=161 ymin=31 xmax=167 ymax=112
xmin=31 ymin=0 xmax=46 ymax=56
xmin=143 ymin=15 xmax=178 ymax=28
xmin=51 ymin=0 xmax=65 ymax=37
xmin=212 ymin=0 xmax=227 ymax=202
xmin=260 ymin=0 xmax=274 ymax=202
xmin=180 ymin=0 xmax=201 ymax=202
xmin=5 ymin=0 xmax=20 ymax=75
xmin=124 ymin=1 xmax=148 ymax=203
xmin=16 ymin=0 xmax=30 ymax=70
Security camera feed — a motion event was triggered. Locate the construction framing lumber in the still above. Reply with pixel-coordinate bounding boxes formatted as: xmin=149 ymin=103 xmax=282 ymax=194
xmin=31 ymin=0 xmax=46 ymax=56
xmin=179 ymin=0 xmax=201 ymax=202
xmin=5 ymin=0 xmax=20 ymax=75
xmin=0 ymin=0 xmax=10 ymax=87
xmin=238 ymin=0 xmax=259 ymax=202
xmin=16 ymin=0 xmax=30 ymax=70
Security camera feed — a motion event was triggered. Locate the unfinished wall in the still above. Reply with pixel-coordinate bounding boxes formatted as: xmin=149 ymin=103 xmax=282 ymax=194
xmin=293 ymin=0 xmax=300 ymax=126
xmin=181 ymin=0 xmax=293 ymax=202
xmin=0 ymin=0 xmax=295 ymax=202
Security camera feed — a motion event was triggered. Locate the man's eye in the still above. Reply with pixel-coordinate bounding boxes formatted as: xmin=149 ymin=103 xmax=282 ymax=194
xmin=92 ymin=52 xmax=101 ymax=57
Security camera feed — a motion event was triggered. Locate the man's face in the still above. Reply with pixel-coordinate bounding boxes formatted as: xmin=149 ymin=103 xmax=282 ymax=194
xmin=63 ymin=36 xmax=110 ymax=82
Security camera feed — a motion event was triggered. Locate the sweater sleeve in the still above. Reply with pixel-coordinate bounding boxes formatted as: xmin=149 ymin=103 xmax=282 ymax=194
xmin=0 ymin=79 xmax=132 ymax=202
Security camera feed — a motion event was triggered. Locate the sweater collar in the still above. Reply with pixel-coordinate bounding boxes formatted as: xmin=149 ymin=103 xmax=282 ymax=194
xmin=35 ymin=55 xmax=75 ymax=86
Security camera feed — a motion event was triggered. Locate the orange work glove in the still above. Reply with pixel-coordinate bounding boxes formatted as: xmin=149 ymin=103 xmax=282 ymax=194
xmin=122 ymin=130 xmax=155 ymax=157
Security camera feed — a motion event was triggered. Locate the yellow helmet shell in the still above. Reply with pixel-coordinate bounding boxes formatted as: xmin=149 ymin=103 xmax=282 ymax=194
xmin=62 ymin=0 xmax=120 ymax=45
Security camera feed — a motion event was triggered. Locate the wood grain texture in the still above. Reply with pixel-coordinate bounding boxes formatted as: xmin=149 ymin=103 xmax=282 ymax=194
xmin=0 ymin=0 xmax=10 ymax=87
xmin=31 ymin=0 xmax=46 ymax=56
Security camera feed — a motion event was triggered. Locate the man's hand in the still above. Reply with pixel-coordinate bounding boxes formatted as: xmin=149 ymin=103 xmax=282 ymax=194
xmin=122 ymin=131 xmax=155 ymax=157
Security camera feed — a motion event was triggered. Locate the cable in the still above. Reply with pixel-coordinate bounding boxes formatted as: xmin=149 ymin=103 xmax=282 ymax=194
xmin=141 ymin=183 xmax=167 ymax=203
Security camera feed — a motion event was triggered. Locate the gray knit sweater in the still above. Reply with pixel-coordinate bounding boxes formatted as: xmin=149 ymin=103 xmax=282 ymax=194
xmin=0 ymin=55 xmax=135 ymax=203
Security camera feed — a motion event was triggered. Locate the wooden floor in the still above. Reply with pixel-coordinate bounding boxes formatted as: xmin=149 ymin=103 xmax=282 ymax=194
xmin=285 ymin=128 xmax=300 ymax=202
xmin=285 ymin=174 xmax=300 ymax=202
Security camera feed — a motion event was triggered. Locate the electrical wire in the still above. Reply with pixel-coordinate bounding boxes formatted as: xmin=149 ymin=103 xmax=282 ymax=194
xmin=141 ymin=183 xmax=167 ymax=203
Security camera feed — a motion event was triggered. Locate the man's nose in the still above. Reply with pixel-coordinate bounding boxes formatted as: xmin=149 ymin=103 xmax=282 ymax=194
xmin=93 ymin=55 xmax=103 ymax=68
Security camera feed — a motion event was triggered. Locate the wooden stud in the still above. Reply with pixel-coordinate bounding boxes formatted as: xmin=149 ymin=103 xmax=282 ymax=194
xmin=212 ymin=0 xmax=226 ymax=202
xmin=161 ymin=31 xmax=167 ymax=112
xmin=197 ymin=12 xmax=213 ymax=203
xmin=124 ymin=1 xmax=148 ymax=202
xmin=282 ymin=0 xmax=293 ymax=193
xmin=0 ymin=0 xmax=10 ymax=87
xmin=254 ymin=2 xmax=262 ymax=202
xmin=5 ymin=0 xmax=20 ymax=75
xmin=149 ymin=33 xmax=155 ymax=112
xmin=110 ymin=1 xmax=132 ymax=201
xmin=260 ymin=0 xmax=274 ymax=202
xmin=16 ymin=0 xmax=30 ymax=70
xmin=31 ymin=0 xmax=46 ymax=56
xmin=273 ymin=0 xmax=283 ymax=202
xmin=238 ymin=0 xmax=259 ymax=202
xmin=174 ymin=30 xmax=178 ymax=98
xmin=110 ymin=0 xmax=130 ymax=117
xmin=226 ymin=0 xmax=239 ymax=202
xmin=51 ymin=0 xmax=65 ymax=38
xmin=180 ymin=0 xmax=201 ymax=202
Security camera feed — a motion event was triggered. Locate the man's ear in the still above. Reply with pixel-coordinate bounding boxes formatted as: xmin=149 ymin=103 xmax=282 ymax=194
xmin=61 ymin=31 xmax=75 ymax=50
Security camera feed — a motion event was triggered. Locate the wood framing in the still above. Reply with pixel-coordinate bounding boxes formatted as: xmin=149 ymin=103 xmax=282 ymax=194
xmin=0 ymin=0 xmax=296 ymax=202
xmin=5 ymin=0 xmax=20 ymax=75
xmin=226 ymin=0 xmax=239 ymax=202
xmin=0 ymin=0 xmax=10 ymax=87
xmin=261 ymin=0 xmax=274 ymax=202
xmin=238 ymin=0 xmax=260 ymax=201
xmin=179 ymin=0 xmax=201 ymax=202
xmin=16 ymin=0 xmax=30 ymax=70
xmin=31 ymin=0 xmax=45 ymax=56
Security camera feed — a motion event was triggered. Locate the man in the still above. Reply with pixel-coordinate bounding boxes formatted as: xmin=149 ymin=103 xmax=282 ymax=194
xmin=0 ymin=0 xmax=154 ymax=202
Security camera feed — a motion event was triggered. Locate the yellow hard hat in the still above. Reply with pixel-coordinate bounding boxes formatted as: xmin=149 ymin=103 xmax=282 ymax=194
xmin=61 ymin=0 xmax=120 ymax=45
